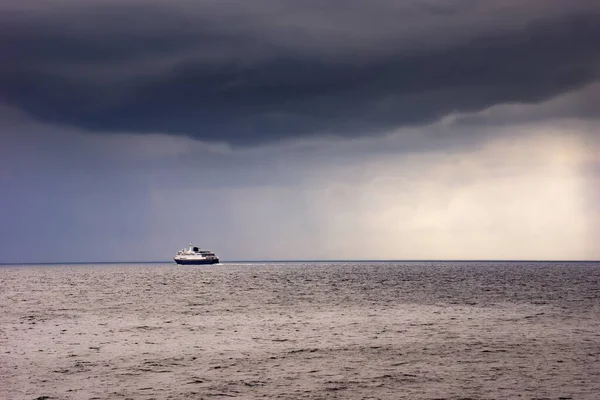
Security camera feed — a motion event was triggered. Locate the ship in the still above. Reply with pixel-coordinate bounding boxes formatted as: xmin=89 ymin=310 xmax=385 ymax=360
xmin=174 ymin=243 xmax=220 ymax=265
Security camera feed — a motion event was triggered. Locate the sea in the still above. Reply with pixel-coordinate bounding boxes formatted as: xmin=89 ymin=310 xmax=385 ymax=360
xmin=1 ymin=261 xmax=599 ymax=400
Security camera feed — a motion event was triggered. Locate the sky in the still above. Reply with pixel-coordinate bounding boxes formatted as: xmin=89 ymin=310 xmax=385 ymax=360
xmin=1 ymin=0 xmax=599 ymax=262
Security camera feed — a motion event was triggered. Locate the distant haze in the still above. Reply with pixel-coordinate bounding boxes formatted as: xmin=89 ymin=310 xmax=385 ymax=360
xmin=1 ymin=0 xmax=599 ymax=262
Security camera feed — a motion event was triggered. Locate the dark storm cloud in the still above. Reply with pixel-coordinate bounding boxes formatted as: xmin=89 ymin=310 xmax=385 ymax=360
xmin=2 ymin=0 xmax=600 ymax=145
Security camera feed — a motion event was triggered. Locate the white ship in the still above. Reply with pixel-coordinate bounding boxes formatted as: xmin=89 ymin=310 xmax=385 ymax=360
xmin=174 ymin=243 xmax=220 ymax=265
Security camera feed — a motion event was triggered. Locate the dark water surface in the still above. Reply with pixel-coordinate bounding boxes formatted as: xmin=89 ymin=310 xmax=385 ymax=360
xmin=1 ymin=261 xmax=599 ymax=399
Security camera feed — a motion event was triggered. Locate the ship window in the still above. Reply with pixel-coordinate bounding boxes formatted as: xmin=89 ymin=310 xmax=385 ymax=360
xmin=193 ymin=247 xmax=199 ymax=252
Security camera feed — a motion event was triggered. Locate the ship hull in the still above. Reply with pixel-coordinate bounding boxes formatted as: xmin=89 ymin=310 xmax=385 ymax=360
xmin=174 ymin=258 xmax=220 ymax=265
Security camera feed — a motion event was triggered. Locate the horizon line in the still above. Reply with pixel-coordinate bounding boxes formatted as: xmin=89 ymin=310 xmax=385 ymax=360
xmin=1 ymin=259 xmax=600 ymax=266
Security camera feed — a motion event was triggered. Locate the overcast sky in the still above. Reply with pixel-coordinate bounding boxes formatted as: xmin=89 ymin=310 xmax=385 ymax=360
xmin=1 ymin=0 xmax=599 ymax=262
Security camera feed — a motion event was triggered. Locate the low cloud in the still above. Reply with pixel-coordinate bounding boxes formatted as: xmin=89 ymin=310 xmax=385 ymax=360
xmin=1 ymin=0 xmax=599 ymax=145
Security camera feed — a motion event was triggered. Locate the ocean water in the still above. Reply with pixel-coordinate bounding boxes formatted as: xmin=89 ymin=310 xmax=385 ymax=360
xmin=1 ymin=261 xmax=599 ymax=399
